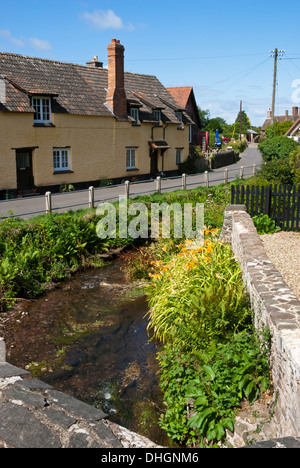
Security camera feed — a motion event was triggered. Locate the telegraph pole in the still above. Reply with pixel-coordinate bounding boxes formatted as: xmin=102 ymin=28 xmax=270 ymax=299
xmin=270 ymin=49 xmax=285 ymax=124
xmin=239 ymin=100 xmax=242 ymax=141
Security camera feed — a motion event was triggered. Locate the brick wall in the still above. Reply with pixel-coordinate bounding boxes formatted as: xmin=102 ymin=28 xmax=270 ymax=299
xmin=220 ymin=205 xmax=300 ymax=438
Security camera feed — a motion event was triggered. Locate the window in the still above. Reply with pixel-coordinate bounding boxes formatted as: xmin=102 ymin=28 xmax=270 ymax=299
xmin=176 ymin=111 xmax=183 ymax=129
xmin=126 ymin=148 xmax=137 ymax=169
xmin=130 ymin=108 xmax=139 ymax=125
xmin=53 ymin=148 xmax=70 ymax=172
xmin=32 ymin=97 xmax=51 ymax=123
xmin=189 ymin=124 xmax=193 ymax=143
xmin=154 ymin=110 xmax=161 ymax=125
xmin=176 ymin=149 xmax=182 ymax=165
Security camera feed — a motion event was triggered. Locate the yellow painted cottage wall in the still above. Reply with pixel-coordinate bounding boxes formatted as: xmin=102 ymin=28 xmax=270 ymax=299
xmin=0 ymin=112 xmax=35 ymax=190
xmin=0 ymin=110 xmax=190 ymax=191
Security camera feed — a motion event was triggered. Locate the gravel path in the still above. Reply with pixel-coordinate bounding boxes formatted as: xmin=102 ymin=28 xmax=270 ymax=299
xmin=260 ymin=231 xmax=300 ymax=300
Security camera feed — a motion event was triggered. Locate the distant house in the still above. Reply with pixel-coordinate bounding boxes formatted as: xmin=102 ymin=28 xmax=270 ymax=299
xmin=166 ymin=86 xmax=200 ymax=148
xmin=285 ymin=119 xmax=300 ymax=142
xmin=261 ymin=107 xmax=300 ymax=134
xmin=0 ymin=39 xmax=193 ymax=197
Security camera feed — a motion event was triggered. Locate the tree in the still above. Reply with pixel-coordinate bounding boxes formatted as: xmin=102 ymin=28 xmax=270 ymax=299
xmin=198 ymin=107 xmax=210 ymax=130
xmin=205 ymin=117 xmax=227 ymax=133
xmin=235 ymin=110 xmax=251 ymax=135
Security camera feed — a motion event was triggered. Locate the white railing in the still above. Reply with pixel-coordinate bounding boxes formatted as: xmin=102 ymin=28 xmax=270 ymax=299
xmin=0 ymin=164 xmax=260 ymax=220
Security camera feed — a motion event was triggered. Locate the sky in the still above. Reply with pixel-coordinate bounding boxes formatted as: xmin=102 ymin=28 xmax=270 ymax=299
xmin=1 ymin=0 xmax=300 ymax=127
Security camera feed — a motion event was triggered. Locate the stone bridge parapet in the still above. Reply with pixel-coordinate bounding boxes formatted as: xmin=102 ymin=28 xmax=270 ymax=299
xmin=220 ymin=205 xmax=300 ymax=439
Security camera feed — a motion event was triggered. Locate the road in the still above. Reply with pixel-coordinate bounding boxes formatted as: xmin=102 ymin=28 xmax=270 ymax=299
xmin=0 ymin=143 xmax=263 ymax=220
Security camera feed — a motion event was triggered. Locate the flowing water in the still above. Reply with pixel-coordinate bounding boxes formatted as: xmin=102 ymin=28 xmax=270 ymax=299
xmin=2 ymin=258 xmax=173 ymax=446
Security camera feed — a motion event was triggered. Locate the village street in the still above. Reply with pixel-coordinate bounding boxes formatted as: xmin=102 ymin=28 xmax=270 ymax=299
xmin=0 ymin=143 xmax=262 ymax=220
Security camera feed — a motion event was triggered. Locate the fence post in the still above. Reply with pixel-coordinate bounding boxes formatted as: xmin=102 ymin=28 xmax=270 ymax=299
xmin=204 ymin=171 xmax=209 ymax=188
xmin=89 ymin=186 xmax=95 ymax=209
xmin=240 ymin=166 xmax=244 ymax=180
xmin=253 ymin=164 xmax=256 ymax=177
xmin=156 ymin=176 xmax=161 ymax=194
xmin=182 ymin=173 xmax=186 ymax=190
xmin=224 ymin=168 xmax=228 ymax=184
xmin=124 ymin=180 xmax=130 ymax=199
xmin=45 ymin=192 xmax=52 ymax=214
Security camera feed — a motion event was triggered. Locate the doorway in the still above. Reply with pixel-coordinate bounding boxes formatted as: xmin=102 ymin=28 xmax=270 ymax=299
xmin=16 ymin=150 xmax=34 ymax=189
xmin=150 ymin=149 xmax=158 ymax=176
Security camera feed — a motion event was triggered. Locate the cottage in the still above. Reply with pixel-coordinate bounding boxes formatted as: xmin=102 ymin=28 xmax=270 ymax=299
xmin=261 ymin=106 xmax=300 ymax=134
xmin=284 ymin=118 xmax=300 ymax=142
xmin=166 ymin=86 xmax=200 ymax=148
xmin=0 ymin=39 xmax=194 ymax=197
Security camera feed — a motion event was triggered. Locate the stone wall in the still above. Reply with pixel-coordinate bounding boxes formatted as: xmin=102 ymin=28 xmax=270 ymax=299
xmin=220 ymin=205 xmax=300 ymax=438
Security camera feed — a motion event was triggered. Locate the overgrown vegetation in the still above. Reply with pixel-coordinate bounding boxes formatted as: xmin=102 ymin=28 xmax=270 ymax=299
xmin=145 ymin=230 xmax=271 ymax=447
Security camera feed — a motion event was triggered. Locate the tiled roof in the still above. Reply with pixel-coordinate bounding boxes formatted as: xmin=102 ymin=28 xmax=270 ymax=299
xmin=261 ymin=115 xmax=299 ymax=130
xmin=0 ymin=52 xmax=192 ymax=124
xmin=166 ymin=86 xmax=193 ymax=109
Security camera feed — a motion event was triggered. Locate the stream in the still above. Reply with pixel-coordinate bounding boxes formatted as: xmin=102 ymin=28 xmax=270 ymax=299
xmin=1 ymin=257 xmax=174 ymax=447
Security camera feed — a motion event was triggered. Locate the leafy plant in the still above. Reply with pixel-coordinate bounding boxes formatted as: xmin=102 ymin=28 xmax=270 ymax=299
xmin=252 ymin=214 xmax=280 ymax=235
xmin=158 ymin=328 xmax=271 ymax=447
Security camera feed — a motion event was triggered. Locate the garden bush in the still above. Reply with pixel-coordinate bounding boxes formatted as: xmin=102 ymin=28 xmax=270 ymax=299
xmin=258 ymin=135 xmax=298 ymax=162
xmin=289 ymin=146 xmax=300 ymax=183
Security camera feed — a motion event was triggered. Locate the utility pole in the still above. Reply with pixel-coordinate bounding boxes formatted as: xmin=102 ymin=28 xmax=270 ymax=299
xmin=239 ymin=100 xmax=242 ymax=141
xmin=270 ymin=49 xmax=285 ymax=124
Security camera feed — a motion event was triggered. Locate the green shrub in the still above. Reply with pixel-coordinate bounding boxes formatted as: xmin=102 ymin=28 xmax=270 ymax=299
xmin=257 ymin=157 xmax=295 ymax=185
xmin=289 ymin=146 xmax=300 ymax=183
xmin=229 ymin=139 xmax=248 ymax=153
xmin=252 ymin=214 xmax=280 ymax=234
xmin=258 ymin=135 xmax=298 ymax=162
xmin=158 ymin=328 xmax=271 ymax=447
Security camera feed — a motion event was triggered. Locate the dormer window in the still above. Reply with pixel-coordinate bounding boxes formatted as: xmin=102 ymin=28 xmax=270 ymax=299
xmin=176 ymin=111 xmax=183 ymax=129
xmin=32 ymin=96 xmax=51 ymax=123
xmin=130 ymin=107 xmax=139 ymax=125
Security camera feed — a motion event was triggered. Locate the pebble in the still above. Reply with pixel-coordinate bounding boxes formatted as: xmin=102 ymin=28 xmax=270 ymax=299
xmin=260 ymin=232 xmax=300 ymax=300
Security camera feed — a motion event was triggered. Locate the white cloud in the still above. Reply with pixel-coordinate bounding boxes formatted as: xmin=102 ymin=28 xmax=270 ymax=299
xmin=28 ymin=38 xmax=52 ymax=51
xmin=0 ymin=29 xmax=24 ymax=47
xmin=0 ymin=29 xmax=52 ymax=52
xmin=82 ymin=9 xmax=134 ymax=31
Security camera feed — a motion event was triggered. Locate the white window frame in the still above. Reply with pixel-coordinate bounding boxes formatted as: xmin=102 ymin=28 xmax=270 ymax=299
xmin=176 ymin=148 xmax=182 ymax=165
xmin=32 ymin=96 xmax=52 ymax=123
xmin=126 ymin=148 xmax=137 ymax=170
xmin=53 ymin=148 xmax=70 ymax=172
xmin=130 ymin=107 xmax=139 ymax=125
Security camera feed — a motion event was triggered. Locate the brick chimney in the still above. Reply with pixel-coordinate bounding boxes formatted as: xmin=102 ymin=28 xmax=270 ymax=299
xmin=292 ymin=106 xmax=299 ymax=117
xmin=106 ymin=39 xmax=127 ymax=119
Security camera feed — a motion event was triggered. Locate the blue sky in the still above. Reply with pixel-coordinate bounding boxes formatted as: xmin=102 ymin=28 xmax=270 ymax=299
xmin=1 ymin=0 xmax=300 ymax=126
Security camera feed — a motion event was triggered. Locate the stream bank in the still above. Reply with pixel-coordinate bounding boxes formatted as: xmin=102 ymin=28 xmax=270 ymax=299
xmin=0 ymin=255 xmax=175 ymax=447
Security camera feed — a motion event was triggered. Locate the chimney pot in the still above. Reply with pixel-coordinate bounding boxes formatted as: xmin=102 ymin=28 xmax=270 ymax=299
xmin=86 ymin=56 xmax=103 ymax=68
